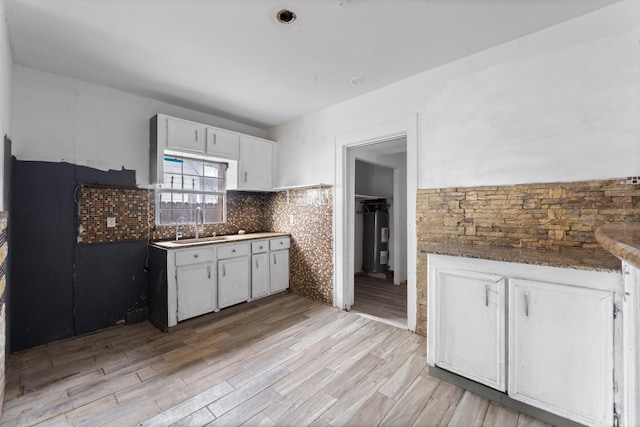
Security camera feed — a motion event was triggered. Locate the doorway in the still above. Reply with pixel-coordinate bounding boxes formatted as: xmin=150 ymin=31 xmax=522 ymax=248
xmin=334 ymin=115 xmax=418 ymax=331
xmin=350 ymin=142 xmax=407 ymax=328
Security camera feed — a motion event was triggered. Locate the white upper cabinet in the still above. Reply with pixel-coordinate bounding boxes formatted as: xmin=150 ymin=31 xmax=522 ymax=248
xmin=150 ymin=114 xmax=274 ymax=191
xmin=238 ymin=135 xmax=273 ymax=190
xmin=206 ymin=127 xmax=239 ymax=159
xmin=166 ymin=117 xmax=206 ymax=152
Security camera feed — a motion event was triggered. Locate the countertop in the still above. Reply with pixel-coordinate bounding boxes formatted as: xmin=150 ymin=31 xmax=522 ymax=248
xmin=595 ymin=223 xmax=640 ymax=269
xmin=421 ymin=242 xmax=621 ymax=272
xmin=151 ymin=232 xmax=290 ymax=250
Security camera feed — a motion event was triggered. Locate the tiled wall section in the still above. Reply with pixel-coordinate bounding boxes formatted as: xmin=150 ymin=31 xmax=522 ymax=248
xmin=78 ymin=187 xmax=267 ymax=243
xmin=77 ymin=185 xmax=334 ymax=305
xmin=415 ymin=178 xmax=640 ymax=335
xmin=151 ymin=191 xmax=268 ymax=241
xmin=0 ymin=211 xmax=8 ymax=414
xmin=266 ymin=187 xmax=334 ymax=304
xmin=78 ymin=186 xmax=153 ymax=243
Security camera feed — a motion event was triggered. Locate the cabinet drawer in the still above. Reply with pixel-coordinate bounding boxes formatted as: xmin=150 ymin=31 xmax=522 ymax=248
xmin=218 ymin=243 xmax=250 ymax=259
xmin=251 ymin=240 xmax=269 ymax=254
xmin=175 ymin=248 xmax=215 ymax=266
xmin=270 ymin=237 xmax=290 ymax=250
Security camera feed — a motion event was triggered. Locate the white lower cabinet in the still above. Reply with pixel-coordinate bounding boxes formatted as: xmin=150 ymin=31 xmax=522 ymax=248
xmin=164 ymin=237 xmax=289 ymax=327
xmin=270 ymin=250 xmax=290 ymax=293
xmin=217 ymin=243 xmax=250 ymax=309
xmin=428 ymin=254 xmax=631 ymax=427
xmin=431 ymin=269 xmax=506 ymax=391
xmin=509 ymin=278 xmax=614 ymax=426
xmin=177 ymin=263 xmax=215 ymax=321
xmin=251 ymin=238 xmax=291 ymax=298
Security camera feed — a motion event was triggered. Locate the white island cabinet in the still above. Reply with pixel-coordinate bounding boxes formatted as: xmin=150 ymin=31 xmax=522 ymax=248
xmin=428 ymin=254 xmax=632 ymax=427
xmin=431 ymin=269 xmax=506 ymax=391
xmin=509 ymin=278 xmax=614 ymax=426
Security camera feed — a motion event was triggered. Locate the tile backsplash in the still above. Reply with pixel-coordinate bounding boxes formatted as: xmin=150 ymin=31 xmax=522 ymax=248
xmin=77 ymin=185 xmax=334 ymax=305
xmin=267 ymin=187 xmax=333 ymax=304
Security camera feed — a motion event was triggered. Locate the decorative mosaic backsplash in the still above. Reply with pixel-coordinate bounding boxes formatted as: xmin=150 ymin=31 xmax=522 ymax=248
xmin=78 ymin=185 xmax=153 ymax=243
xmin=77 ymin=185 xmax=334 ymax=305
xmin=266 ymin=187 xmax=334 ymax=305
xmin=415 ymin=178 xmax=640 ymax=335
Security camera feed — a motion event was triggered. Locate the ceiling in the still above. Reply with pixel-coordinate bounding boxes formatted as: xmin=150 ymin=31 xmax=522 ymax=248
xmin=5 ymin=0 xmax=619 ymax=129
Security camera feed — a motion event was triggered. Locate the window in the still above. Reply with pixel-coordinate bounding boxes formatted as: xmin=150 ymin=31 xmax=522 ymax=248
xmin=157 ymin=153 xmax=227 ymax=225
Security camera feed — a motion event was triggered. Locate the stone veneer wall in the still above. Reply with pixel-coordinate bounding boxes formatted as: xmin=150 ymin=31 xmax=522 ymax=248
xmin=77 ymin=185 xmax=334 ymax=305
xmin=415 ymin=178 xmax=640 ymax=336
xmin=266 ymin=187 xmax=334 ymax=304
xmin=0 ymin=211 xmax=7 ymax=417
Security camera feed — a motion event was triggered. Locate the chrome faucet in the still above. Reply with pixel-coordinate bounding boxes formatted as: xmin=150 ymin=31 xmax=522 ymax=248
xmin=175 ymin=217 xmax=188 ymax=240
xmin=195 ymin=207 xmax=204 ymax=239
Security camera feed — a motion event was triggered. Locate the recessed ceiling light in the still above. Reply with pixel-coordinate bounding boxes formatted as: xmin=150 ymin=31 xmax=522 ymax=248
xmin=276 ymin=9 xmax=297 ymax=24
xmin=350 ymin=76 xmax=365 ymax=85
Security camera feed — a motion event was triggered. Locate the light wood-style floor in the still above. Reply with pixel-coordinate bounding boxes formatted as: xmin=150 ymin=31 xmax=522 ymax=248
xmin=351 ymin=274 xmax=408 ymax=330
xmin=1 ymin=293 xmax=551 ymax=427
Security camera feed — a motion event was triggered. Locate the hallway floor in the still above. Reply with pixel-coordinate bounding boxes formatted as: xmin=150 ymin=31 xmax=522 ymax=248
xmin=350 ymin=274 xmax=408 ymax=330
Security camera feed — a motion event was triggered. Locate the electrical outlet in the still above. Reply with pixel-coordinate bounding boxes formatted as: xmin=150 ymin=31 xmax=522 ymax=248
xmin=107 ymin=217 xmax=117 ymax=228
xmin=625 ymin=176 xmax=640 ymax=185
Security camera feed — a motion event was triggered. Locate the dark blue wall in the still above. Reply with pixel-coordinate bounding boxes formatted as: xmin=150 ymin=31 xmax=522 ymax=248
xmin=9 ymin=159 xmax=147 ymax=351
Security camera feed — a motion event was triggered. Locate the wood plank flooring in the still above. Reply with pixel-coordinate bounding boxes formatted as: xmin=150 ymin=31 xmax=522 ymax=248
xmin=1 ymin=293 xmax=551 ymax=427
xmin=351 ymin=274 xmax=407 ymax=329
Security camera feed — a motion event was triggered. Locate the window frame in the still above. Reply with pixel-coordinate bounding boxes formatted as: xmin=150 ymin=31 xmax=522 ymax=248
xmin=156 ymin=151 xmax=228 ymax=226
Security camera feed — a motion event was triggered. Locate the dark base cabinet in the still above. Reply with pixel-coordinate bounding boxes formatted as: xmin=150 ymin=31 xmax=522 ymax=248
xmin=147 ymin=246 xmax=169 ymax=331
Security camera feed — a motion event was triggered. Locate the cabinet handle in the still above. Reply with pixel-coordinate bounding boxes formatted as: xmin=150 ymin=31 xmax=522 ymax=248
xmin=232 ymin=249 xmax=236 ymax=253
xmin=213 ymin=134 xmax=216 ymax=145
xmin=485 ymin=285 xmax=489 ymax=307
xmin=207 ymin=266 xmax=211 ymax=279
xmin=273 ymin=254 xmax=277 ymax=265
xmin=194 ymin=254 xmax=199 ymax=258
xmin=524 ymin=291 xmax=530 ymax=317
xmin=223 ymin=265 xmax=226 ymax=277
xmin=195 ymin=130 xmax=198 ymax=141
xmin=255 ymin=258 xmax=259 ymax=269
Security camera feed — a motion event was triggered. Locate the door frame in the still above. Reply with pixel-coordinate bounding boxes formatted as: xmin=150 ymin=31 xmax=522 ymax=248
xmin=334 ymin=115 xmax=418 ymax=331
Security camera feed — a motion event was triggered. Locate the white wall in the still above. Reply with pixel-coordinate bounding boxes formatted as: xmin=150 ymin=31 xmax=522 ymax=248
xmin=355 ymin=160 xmax=393 ymax=197
xmin=268 ymin=0 xmax=640 ymax=189
xmin=0 ymin=0 xmax=12 ymax=211
xmin=11 ymin=65 xmax=267 ymax=186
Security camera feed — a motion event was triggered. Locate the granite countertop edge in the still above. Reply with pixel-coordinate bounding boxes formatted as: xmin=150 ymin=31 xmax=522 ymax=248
xmin=151 ymin=232 xmax=290 ymax=250
xmin=594 ymin=223 xmax=640 ymax=270
xmin=420 ymin=242 xmax=621 ymax=272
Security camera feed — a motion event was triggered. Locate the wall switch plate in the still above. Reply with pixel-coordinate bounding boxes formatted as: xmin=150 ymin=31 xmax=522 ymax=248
xmin=107 ymin=217 xmax=117 ymax=228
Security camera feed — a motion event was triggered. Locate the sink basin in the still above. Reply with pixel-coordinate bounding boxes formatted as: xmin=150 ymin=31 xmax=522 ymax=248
xmin=171 ymin=236 xmax=230 ymax=245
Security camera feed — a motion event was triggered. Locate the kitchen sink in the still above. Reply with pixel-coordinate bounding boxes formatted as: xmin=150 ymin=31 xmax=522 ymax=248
xmin=171 ymin=236 xmax=231 ymax=245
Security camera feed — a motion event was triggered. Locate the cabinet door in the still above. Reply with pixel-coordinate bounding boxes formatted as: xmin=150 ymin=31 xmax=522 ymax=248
xmin=238 ymin=136 xmax=272 ymax=190
xmin=177 ymin=263 xmax=215 ymax=321
xmin=432 ymin=269 xmax=506 ymax=391
xmin=206 ymin=128 xmax=239 ymax=159
xmin=251 ymin=253 xmax=270 ymax=300
xmin=218 ymin=257 xmax=250 ymax=309
xmin=269 ymin=250 xmax=289 ymax=293
xmin=509 ymin=278 xmax=614 ymax=426
xmin=167 ymin=118 xmax=206 ymax=152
